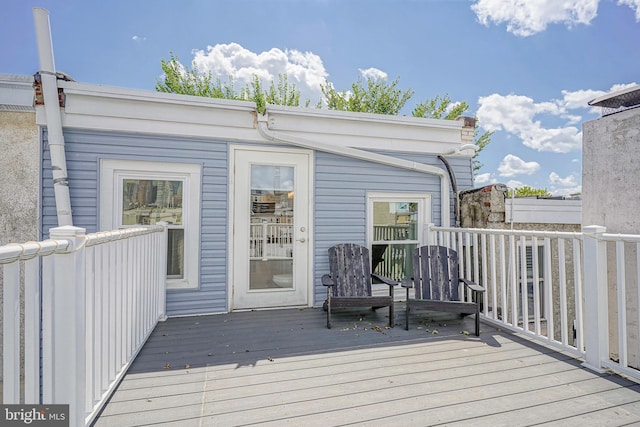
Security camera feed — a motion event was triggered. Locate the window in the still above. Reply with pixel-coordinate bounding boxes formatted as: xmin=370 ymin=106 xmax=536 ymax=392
xmin=101 ymin=160 xmax=201 ymax=289
xmin=367 ymin=193 xmax=430 ymax=282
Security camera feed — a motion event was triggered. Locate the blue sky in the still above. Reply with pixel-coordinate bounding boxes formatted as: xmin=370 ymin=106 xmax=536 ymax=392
xmin=3 ymin=0 xmax=639 ymax=195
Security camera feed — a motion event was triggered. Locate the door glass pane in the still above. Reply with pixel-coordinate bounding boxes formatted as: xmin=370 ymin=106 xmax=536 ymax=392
xmin=249 ymin=165 xmax=294 ymax=290
xmin=372 ymin=201 xmax=418 ymax=281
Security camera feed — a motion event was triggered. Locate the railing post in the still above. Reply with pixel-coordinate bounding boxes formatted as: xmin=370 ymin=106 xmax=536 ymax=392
xmin=425 ymin=223 xmax=436 ymax=246
xmin=48 ymin=225 xmax=87 ymax=426
xmin=582 ymin=225 xmax=608 ymax=373
xmin=157 ymin=223 xmax=168 ymax=322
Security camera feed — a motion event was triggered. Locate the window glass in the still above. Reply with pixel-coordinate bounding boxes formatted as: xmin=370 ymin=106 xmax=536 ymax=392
xmin=122 ymin=179 xmax=183 ymax=225
xmin=370 ymin=198 xmax=423 ymax=282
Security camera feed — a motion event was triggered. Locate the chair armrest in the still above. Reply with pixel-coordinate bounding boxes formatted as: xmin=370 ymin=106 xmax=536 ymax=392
xmin=401 ymin=277 xmax=414 ymax=288
xmin=460 ymin=278 xmax=485 ymax=293
xmin=371 ymin=273 xmax=398 ymax=286
xmin=321 ymin=274 xmax=335 ymax=287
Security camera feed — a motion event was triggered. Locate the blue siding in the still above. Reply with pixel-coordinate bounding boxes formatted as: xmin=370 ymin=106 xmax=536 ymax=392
xmin=42 ymin=129 xmax=230 ymax=316
xmin=42 ymin=129 xmax=474 ymax=314
xmin=312 ymin=150 xmax=473 ymax=305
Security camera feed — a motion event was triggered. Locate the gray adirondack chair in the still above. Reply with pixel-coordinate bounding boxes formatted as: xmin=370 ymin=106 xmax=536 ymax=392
xmin=321 ymin=243 xmax=398 ymax=329
xmin=402 ymin=245 xmax=485 ymax=336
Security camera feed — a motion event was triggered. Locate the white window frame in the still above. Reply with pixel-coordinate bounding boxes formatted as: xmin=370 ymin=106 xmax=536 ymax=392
xmin=366 ymin=192 xmax=431 ymax=279
xmin=100 ymin=159 xmax=201 ymax=289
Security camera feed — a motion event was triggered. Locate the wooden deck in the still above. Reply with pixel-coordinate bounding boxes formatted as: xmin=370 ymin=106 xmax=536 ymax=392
xmin=93 ymin=306 xmax=640 ymax=426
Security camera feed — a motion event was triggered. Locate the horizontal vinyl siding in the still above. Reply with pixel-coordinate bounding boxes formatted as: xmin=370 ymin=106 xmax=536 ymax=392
xmin=312 ymin=150 xmax=473 ymax=305
xmin=42 ymin=129 xmax=230 ymax=316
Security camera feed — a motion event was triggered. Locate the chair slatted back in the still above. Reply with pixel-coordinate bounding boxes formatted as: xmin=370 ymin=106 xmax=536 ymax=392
xmin=413 ymin=245 xmax=459 ymax=301
xmin=328 ymin=244 xmax=372 ymax=297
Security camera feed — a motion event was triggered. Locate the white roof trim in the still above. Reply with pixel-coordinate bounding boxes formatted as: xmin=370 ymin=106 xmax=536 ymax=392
xmin=32 ymin=80 xmax=466 ymax=153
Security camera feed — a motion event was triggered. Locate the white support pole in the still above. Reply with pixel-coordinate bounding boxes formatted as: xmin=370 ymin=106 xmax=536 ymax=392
xmin=582 ymin=225 xmax=609 ymax=373
xmin=48 ymin=226 xmax=87 ymax=426
xmin=33 ymin=8 xmax=73 ymax=226
xmin=157 ymin=223 xmax=169 ymax=322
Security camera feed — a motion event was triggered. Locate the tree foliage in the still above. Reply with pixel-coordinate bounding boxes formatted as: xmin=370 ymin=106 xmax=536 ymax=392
xmin=508 ymin=185 xmax=552 ymax=198
xmin=156 ymin=53 xmax=305 ymax=113
xmin=320 ymin=76 xmax=414 ymax=115
xmin=412 ymin=94 xmax=493 ymax=175
xmin=156 ymin=56 xmax=491 ymax=175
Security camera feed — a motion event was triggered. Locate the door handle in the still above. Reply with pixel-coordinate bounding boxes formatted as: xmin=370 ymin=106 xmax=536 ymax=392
xmin=296 ymin=237 xmax=306 ymax=243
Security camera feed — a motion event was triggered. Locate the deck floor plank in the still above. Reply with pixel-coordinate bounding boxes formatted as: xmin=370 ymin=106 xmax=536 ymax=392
xmin=93 ymin=307 xmax=640 ymax=427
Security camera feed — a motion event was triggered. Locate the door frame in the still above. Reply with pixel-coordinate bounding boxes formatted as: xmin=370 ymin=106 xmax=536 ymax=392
xmin=228 ymin=145 xmax=314 ymax=311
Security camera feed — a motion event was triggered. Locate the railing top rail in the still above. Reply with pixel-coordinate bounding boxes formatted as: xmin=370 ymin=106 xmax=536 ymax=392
xmin=84 ymin=225 xmax=164 ymax=247
xmin=430 ymin=225 xmax=583 ymax=240
xmin=601 ymin=233 xmax=640 ymax=243
xmin=0 ymin=225 xmax=164 ymax=264
xmin=0 ymin=239 xmax=69 ymax=264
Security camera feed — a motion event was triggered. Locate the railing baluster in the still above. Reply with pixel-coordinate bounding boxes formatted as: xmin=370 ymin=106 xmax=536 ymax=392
xmin=519 ymin=236 xmax=528 ymax=332
xmin=24 ymin=256 xmax=41 ymax=403
xmin=544 ymin=237 xmax=554 ymax=340
xmin=499 ymin=234 xmax=507 ymax=323
xmin=489 ymin=234 xmax=498 ymax=320
xmin=509 ymin=235 xmax=518 ymax=327
xmin=616 ymin=240 xmax=628 ymax=369
xmin=531 ymin=236 xmax=541 ymax=336
xmin=3 ymin=261 xmax=21 ymax=403
xmin=573 ymin=238 xmax=584 ymax=352
xmin=558 ymin=238 xmax=568 ymax=346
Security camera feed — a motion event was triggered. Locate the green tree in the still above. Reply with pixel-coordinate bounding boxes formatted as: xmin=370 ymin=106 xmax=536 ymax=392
xmin=412 ymin=94 xmax=493 ymax=175
xmin=156 ymin=54 xmax=305 ymax=113
xmin=508 ymin=186 xmax=552 ymax=198
xmin=156 ymin=58 xmax=491 ymax=176
xmin=320 ymin=76 xmax=414 ymax=115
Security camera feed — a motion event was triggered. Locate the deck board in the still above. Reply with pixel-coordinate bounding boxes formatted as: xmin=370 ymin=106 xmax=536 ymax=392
xmin=93 ymin=306 xmax=640 ymax=426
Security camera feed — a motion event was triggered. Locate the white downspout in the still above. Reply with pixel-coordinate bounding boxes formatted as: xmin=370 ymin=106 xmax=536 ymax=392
xmin=33 ymin=8 xmax=73 ymax=226
xmin=256 ymin=114 xmax=451 ymax=227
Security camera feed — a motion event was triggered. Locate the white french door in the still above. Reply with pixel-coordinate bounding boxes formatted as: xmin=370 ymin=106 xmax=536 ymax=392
xmin=231 ymin=148 xmax=312 ymax=310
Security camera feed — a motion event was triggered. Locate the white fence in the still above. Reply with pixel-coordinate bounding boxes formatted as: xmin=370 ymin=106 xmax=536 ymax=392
xmin=428 ymin=225 xmax=640 ymax=380
xmin=1 ymin=225 xmax=167 ymax=426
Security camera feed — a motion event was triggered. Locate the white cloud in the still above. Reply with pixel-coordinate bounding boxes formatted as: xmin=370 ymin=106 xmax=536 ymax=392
xmin=191 ymin=42 xmax=329 ymax=104
xmin=506 ymin=179 xmax=525 ymax=189
xmin=549 ymin=172 xmax=582 ymax=195
xmin=132 ymin=35 xmax=146 ymax=42
xmin=498 ymin=154 xmax=540 ymax=177
xmin=471 ymin=0 xmax=599 ymax=36
xmin=619 ymin=0 xmax=640 ymax=20
xmin=476 ymin=83 xmax=638 ymax=154
xmin=359 ymin=68 xmax=387 ymax=81
xmin=474 ymin=173 xmax=496 ymax=185
xmin=477 ymin=93 xmax=582 ymax=153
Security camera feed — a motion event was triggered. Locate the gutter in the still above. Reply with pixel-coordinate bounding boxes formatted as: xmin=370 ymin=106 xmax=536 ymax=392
xmin=33 ymin=8 xmax=73 ymax=226
xmin=257 ymin=113 xmax=452 ymax=227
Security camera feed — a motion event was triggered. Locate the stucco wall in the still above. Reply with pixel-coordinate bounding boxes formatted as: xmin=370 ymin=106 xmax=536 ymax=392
xmin=583 ymin=107 xmax=640 ymax=369
xmin=0 ymin=110 xmax=39 ymax=384
xmin=0 ymin=111 xmax=40 ymax=244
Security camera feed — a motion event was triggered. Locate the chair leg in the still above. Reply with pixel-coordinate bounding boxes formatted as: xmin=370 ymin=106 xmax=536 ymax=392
xmin=327 ymin=294 xmax=332 ymax=329
xmin=475 ymin=300 xmax=480 ymax=336
xmin=405 ymin=304 xmax=410 ymax=331
xmin=388 ymin=303 xmax=394 ymax=328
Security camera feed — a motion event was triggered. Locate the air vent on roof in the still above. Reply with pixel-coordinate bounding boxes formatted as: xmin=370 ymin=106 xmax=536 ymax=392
xmin=588 ymin=85 xmax=640 ymax=117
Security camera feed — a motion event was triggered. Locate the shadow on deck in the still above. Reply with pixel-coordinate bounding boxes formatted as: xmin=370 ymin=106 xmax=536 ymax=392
xmin=93 ymin=306 xmax=640 ymax=426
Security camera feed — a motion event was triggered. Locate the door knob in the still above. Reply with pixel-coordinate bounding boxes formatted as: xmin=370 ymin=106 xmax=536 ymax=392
xmin=296 ymin=237 xmax=306 ymax=243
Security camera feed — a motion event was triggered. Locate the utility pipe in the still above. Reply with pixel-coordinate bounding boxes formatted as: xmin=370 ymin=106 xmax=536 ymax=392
xmin=257 ymin=113 xmax=452 ymax=227
xmin=33 ymin=8 xmax=73 ymax=226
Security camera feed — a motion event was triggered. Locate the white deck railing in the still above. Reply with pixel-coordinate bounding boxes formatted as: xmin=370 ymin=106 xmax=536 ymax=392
xmin=1 ymin=225 xmax=167 ymax=426
xmin=428 ymin=224 xmax=640 ymax=380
